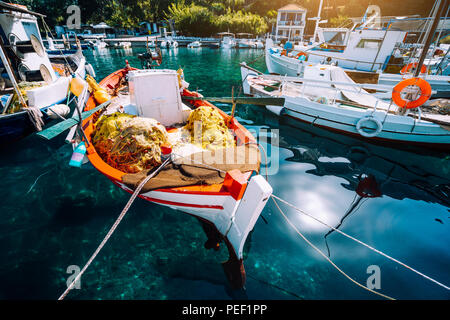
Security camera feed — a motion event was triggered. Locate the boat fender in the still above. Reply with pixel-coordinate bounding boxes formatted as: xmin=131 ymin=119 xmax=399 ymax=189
xmin=47 ymin=104 xmax=70 ymax=119
xmin=392 ymin=77 xmax=432 ymax=109
xmin=69 ymin=141 xmax=87 ymax=167
xmin=85 ymin=63 xmax=96 ymax=78
xmin=356 ymin=116 xmax=383 ymax=138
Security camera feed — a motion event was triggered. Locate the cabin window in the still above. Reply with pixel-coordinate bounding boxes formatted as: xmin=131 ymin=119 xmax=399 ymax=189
xmin=322 ymin=31 xmax=347 ymax=45
xmin=356 ymin=39 xmax=382 ymax=49
xmin=21 ymin=21 xmax=42 ymax=42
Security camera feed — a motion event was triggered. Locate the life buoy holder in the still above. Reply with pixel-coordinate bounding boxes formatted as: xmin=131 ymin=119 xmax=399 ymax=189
xmin=392 ymin=77 xmax=432 ymax=109
xmin=356 ymin=116 xmax=383 ymax=138
xmin=400 ymin=62 xmax=427 ymax=75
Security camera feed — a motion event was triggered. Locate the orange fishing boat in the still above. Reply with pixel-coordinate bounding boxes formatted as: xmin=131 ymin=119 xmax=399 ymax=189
xmin=81 ymin=63 xmax=272 ymax=288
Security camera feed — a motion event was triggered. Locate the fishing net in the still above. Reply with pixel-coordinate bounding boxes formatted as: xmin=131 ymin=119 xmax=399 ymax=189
xmin=92 ymin=112 xmax=169 ymax=173
xmin=6 ymin=81 xmax=46 ymax=114
xmin=183 ymin=106 xmax=235 ymax=150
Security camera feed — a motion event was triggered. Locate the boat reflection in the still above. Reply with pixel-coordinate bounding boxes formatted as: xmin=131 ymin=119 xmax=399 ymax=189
xmin=277 ymin=117 xmax=450 ymax=208
xmin=266 ymin=114 xmax=450 ymax=256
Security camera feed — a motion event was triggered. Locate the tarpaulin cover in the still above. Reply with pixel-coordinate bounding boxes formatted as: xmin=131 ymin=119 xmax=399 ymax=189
xmin=122 ymin=144 xmax=260 ymax=193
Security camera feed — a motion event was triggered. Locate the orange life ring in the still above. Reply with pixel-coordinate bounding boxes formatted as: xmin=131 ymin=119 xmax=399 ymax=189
xmin=392 ymin=77 xmax=432 ymax=109
xmin=281 ymin=49 xmax=287 ymax=56
xmin=400 ymin=62 xmax=427 ymax=75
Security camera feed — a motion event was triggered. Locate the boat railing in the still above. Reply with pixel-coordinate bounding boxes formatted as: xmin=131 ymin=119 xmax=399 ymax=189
xmin=259 ymin=73 xmax=429 ymax=116
xmin=293 ymin=49 xmax=386 ymax=70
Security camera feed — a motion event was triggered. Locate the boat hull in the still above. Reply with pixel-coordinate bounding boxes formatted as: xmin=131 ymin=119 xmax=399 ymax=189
xmin=0 ymin=109 xmax=51 ymax=146
xmin=282 ymin=96 xmax=450 ymax=149
xmin=241 ymin=67 xmax=450 ymax=150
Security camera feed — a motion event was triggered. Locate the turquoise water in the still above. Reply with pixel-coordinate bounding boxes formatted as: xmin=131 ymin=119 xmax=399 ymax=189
xmin=0 ymin=47 xmax=449 ymax=300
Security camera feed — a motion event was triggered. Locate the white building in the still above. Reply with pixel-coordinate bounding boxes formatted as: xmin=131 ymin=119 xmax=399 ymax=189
xmin=275 ymin=4 xmax=307 ymax=41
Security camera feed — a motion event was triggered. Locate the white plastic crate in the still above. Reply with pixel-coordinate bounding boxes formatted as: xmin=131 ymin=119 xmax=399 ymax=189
xmin=128 ymin=69 xmax=185 ymax=126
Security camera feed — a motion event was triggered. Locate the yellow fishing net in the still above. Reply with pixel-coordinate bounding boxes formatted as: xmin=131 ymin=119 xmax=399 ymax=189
xmin=183 ymin=106 xmax=235 ymax=150
xmin=6 ymin=81 xmax=46 ymax=114
xmin=92 ymin=112 xmax=168 ymax=173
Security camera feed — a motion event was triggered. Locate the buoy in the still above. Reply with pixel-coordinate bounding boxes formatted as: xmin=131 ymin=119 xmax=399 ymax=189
xmin=70 ymin=75 xmax=86 ymax=97
xmin=296 ymin=51 xmax=308 ymax=60
xmin=356 ymin=116 xmax=383 ymax=138
xmin=69 ymin=142 xmax=87 ymax=168
xmin=47 ymin=104 xmax=70 ymax=119
xmin=392 ymin=77 xmax=432 ymax=109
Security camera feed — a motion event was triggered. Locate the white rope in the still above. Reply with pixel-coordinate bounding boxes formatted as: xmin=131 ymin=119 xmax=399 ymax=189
xmin=26 ymin=107 xmax=45 ymax=131
xmin=58 ymin=157 xmax=171 ymax=300
xmin=271 ymin=196 xmax=395 ymax=300
xmin=271 ymin=194 xmax=450 ymax=291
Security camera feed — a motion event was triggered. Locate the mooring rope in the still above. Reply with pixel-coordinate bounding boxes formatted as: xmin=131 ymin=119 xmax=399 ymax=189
xmin=25 ymin=107 xmax=45 ymax=132
xmin=175 ymin=141 xmax=449 ymax=294
xmin=270 ymin=194 xmax=450 ymax=291
xmin=271 ymin=196 xmax=395 ymax=300
xmin=58 ymin=157 xmax=171 ymax=300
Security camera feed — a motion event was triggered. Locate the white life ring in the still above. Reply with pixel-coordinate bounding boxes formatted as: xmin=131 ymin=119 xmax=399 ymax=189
xmin=356 ymin=116 xmax=382 ymax=138
xmin=85 ymin=63 xmax=96 ymax=78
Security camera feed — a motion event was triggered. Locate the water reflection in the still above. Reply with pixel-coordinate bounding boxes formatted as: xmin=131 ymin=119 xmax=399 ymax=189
xmin=277 ymin=118 xmax=450 ymax=208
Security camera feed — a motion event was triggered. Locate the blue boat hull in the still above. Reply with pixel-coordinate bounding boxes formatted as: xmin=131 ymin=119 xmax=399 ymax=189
xmin=0 ymin=110 xmax=51 ymax=147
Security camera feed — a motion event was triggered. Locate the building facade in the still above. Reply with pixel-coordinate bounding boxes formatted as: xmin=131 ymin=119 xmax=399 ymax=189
xmin=275 ymin=4 xmax=307 ymax=41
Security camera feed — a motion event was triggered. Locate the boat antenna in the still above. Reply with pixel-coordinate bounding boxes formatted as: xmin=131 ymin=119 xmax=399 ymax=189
xmin=414 ymin=0 xmax=448 ymax=77
xmin=312 ymin=0 xmax=324 ymax=43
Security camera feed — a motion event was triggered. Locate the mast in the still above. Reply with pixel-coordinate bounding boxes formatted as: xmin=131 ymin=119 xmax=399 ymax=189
xmin=414 ymin=0 xmax=448 ymax=77
xmin=312 ymin=0 xmax=324 ymax=42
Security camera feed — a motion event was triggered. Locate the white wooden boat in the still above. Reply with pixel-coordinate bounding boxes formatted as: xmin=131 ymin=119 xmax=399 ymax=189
xmin=218 ymin=32 xmax=236 ymax=49
xmin=187 ymin=41 xmax=201 ymax=48
xmin=0 ymin=3 xmax=88 ymax=145
xmin=241 ymin=63 xmax=450 ymax=149
xmin=266 ymin=37 xmax=450 ymax=99
xmin=81 ymin=66 xmax=272 ymax=288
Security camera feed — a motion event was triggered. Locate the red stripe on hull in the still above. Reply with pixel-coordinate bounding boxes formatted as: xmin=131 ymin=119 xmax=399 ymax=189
xmin=111 ymin=180 xmax=225 ymax=210
xmin=284 ymin=114 xmax=450 ymax=151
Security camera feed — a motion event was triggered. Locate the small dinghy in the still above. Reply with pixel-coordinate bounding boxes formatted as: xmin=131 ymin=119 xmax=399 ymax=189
xmin=80 ymin=65 xmax=272 ymax=288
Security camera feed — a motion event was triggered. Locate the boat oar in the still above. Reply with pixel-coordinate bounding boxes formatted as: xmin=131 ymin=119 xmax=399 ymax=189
xmin=182 ymin=96 xmax=285 ymax=106
xmin=37 ymin=100 xmax=111 ymax=140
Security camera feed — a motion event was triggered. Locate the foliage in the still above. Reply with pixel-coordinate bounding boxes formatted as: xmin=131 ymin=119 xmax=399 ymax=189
xmin=167 ymin=2 xmax=268 ymax=35
xmin=215 ymin=9 xmax=268 ymax=35
xmin=328 ymin=15 xmax=352 ymax=28
xmin=167 ymin=2 xmax=216 ymax=36
xmin=13 ymin=0 xmax=436 ymax=34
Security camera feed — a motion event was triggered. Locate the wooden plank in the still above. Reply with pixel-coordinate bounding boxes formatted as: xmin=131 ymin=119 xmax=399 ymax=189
xmin=37 ymin=101 xmax=110 ymax=140
xmin=183 ymin=96 xmax=285 ymax=106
